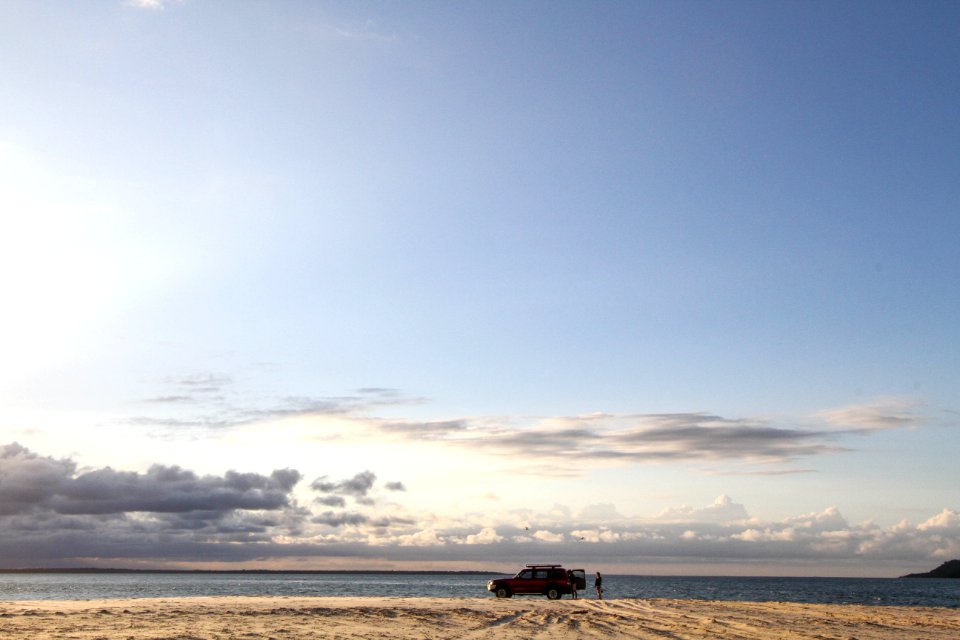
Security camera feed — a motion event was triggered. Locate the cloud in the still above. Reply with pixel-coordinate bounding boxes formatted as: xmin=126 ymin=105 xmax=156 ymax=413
xmin=2 ymin=447 xmax=957 ymax=573
xmin=310 ymin=471 xmax=396 ymax=507
xmin=311 ymin=471 xmax=375 ymax=496
xmin=656 ymin=495 xmax=750 ymax=523
xmin=338 ymin=471 xmax=377 ymax=496
xmin=0 ymin=443 xmax=300 ymax=517
xmin=137 ymin=373 xmax=233 ymax=411
xmin=379 ymin=420 xmax=468 ymax=440
xmin=532 ymin=530 xmax=565 ymax=543
xmin=818 ymin=398 xmax=926 ymax=432
xmin=127 ymin=385 xmax=926 ymax=473
xmin=0 ymin=443 xmax=322 ymax=566
xmin=356 ymin=400 xmax=931 ymax=474
xmin=314 ymin=495 xmax=347 ymax=508
xmin=371 ymin=413 xmax=849 ymax=470
xmin=356 ymin=388 xmax=401 ymax=398
xmin=141 ymin=396 xmax=196 ymax=405
xmin=312 ymin=511 xmax=369 ymax=527
xmin=130 ymin=386 xmax=422 ymax=432
xmin=464 ymin=527 xmax=503 ymax=545
xmin=917 ymin=508 xmax=960 ymax=532
xmin=126 ymin=0 xmax=182 ymax=9
xmin=174 ymin=373 xmax=232 ymax=393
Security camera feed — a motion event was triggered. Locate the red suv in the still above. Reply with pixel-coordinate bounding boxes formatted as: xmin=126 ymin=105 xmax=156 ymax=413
xmin=487 ymin=564 xmax=586 ymax=599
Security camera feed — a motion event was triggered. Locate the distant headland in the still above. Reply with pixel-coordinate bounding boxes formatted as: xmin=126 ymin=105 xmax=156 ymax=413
xmin=901 ymin=559 xmax=960 ymax=578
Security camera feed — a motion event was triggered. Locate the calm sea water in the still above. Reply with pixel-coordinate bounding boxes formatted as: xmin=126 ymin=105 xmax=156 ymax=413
xmin=1 ymin=573 xmax=957 ymax=607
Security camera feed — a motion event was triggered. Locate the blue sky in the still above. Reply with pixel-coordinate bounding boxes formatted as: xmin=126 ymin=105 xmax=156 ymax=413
xmin=0 ymin=1 xmax=958 ymax=576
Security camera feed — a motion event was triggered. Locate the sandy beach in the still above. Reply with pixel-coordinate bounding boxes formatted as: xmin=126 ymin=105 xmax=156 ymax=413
xmin=1 ymin=596 xmax=957 ymax=640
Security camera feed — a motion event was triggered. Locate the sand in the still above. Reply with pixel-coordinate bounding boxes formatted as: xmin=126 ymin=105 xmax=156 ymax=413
xmin=1 ymin=596 xmax=957 ymax=639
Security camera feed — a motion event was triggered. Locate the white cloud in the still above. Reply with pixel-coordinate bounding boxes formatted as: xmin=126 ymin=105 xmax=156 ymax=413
xmin=532 ymin=530 xmax=565 ymax=543
xmin=464 ymin=527 xmax=503 ymax=545
xmin=733 ymin=528 xmax=796 ymax=543
xmin=918 ymin=508 xmax=960 ymax=531
xmin=656 ymin=495 xmax=750 ymax=523
xmin=784 ymin=506 xmax=850 ymax=532
xmin=572 ymin=528 xmax=621 ymax=543
xmin=126 ymin=0 xmax=182 ymax=9
xmin=395 ymin=528 xmax=442 ymax=547
xmin=818 ymin=397 xmax=925 ymax=432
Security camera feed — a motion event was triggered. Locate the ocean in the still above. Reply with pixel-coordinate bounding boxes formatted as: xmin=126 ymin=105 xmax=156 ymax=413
xmin=1 ymin=572 xmax=957 ymax=607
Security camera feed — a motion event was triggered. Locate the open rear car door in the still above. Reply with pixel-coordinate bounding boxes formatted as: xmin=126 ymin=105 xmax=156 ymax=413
xmin=570 ymin=569 xmax=586 ymax=592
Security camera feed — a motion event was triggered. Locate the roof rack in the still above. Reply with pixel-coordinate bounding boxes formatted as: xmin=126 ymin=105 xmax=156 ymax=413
xmin=524 ymin=564 xmax=562 ymax=568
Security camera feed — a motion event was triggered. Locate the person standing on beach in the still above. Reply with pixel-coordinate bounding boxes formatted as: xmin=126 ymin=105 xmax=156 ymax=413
xmin=568 ymin=570 xmax=578 ymax=599
xmin=594 ymin=572 xmax=603 ymax=600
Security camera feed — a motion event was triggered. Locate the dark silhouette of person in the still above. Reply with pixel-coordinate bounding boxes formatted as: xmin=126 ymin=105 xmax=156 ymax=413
xmin=568 ymin=570 xmax=578 ymax=599
xmin=594 ymin=571 xmax=603 ymax=600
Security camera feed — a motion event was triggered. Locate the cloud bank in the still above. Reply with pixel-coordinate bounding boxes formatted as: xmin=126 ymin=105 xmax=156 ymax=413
xmin=129 ymin=384 xmax=929 ymax=474
xmin=0 ymin=443 xmax=300 ymax=516
xmin=1 ymin=443 xmax=955 ymax=575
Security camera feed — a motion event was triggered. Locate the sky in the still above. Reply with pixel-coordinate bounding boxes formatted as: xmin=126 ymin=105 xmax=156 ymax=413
xmin=0 ymin=0 xmax=958 ymax=577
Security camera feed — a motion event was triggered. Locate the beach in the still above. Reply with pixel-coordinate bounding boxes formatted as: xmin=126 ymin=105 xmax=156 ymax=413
xmin=1 ymin=596 xmax=957 ymax=639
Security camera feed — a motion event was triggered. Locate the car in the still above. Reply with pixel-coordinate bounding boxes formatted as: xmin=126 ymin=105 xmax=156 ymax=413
xmin=487 ymin=564 xmax=586 ymax=599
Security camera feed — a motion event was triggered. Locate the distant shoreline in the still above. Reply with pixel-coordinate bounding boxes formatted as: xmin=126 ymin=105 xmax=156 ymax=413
xmin=0 ymin=568 xmax=501 ymax=575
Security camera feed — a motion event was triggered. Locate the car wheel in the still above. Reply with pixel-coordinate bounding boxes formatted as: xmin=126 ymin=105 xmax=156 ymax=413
xmin=546 ymin=587 xmax=560 ymax=600
xmin=495 ymin=587 xmax=511 ymax=598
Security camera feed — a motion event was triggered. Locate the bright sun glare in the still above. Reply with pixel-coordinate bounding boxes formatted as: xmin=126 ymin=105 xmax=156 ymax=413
xmin=0 ymin=142 xmax=130 ymax=379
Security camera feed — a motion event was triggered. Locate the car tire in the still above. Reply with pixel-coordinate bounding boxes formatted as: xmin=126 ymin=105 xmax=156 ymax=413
xmin=546 ymin=586 xmax=561 ymax=600
xmin=495 ymin=587 xmax=511 ymax=598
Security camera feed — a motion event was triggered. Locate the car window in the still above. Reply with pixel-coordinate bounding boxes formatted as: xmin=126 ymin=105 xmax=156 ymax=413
xmin=518 ymin=570 xmax=533 ymax=579
xmin=533 ymin=570 xmax=548 ymax=579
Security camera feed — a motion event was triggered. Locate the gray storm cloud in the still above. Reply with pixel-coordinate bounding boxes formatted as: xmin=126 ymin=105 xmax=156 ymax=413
xmin=311 ymin=470 xmax=377 ymax=501
xmin=0 ymin=443 xmax=300 ymax=516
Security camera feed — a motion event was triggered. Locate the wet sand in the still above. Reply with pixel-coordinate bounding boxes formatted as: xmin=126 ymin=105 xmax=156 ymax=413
xmin=1 ymin=596 xmax=957 ymax=639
